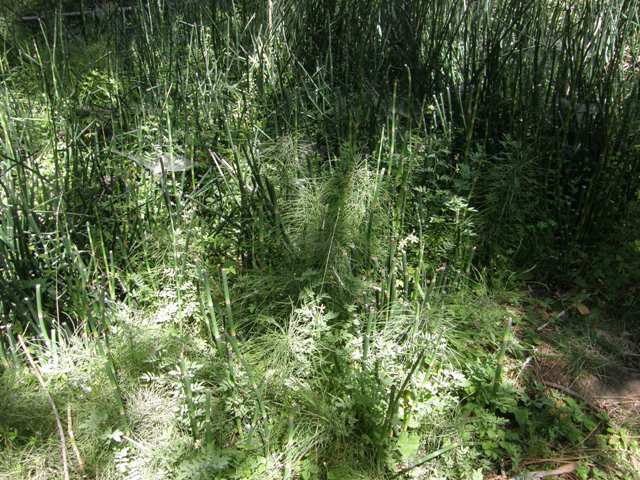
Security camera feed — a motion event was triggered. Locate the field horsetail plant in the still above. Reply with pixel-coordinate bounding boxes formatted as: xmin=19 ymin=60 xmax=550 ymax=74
xmin=1 ymin=0 xmax=640 ymax=479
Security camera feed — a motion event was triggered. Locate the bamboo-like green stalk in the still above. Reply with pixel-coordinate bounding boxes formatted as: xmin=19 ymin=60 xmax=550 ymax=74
xmin=492 ymin=316 xmax=513 ymax=394
xmin=179 ymin=356 xmax=199 ymax=439
xmin=199 ymin=270 xmax=224 ymax=356
xmin=221 ymin=268 xmax=269 ymax=456
xmin=35 ymin=284 xmax=50 ymax=349
xmin=362 ymin=304 xmax=375 ymax=366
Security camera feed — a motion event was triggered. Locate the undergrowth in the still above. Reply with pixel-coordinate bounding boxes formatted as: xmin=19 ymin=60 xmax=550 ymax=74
xmin=1 ymin=1 xmax=640 ymax=479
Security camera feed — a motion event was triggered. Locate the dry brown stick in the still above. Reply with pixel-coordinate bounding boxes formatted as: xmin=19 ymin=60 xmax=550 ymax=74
xmin=67 ymin=404 xmax=85 ymax=473
xmin=541 ymin=380 xmax=602 ymax=412
xmin=522 ymin=457 xmax=586 ymax=466
xmin=17 ymin=335 xmax=70 ymax=480
xmin=593 ymin=395 xmax=640 ymax=400
xmin=510 ymin=461 xmax=578 ymax=480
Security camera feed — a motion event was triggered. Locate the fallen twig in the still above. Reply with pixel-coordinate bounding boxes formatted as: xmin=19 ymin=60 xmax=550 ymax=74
xmin=67 ymin=404 xmax=85 ymax=473
xmin=18 ymin=335 xmax=70 ymax=480
xmin=541 ymin=380 xmax=601 ymax=412
xmin=510 ymin=462 xmax=578 ymax=480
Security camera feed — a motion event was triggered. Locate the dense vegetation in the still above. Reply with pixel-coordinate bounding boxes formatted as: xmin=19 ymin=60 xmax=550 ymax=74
xmin=1 ymin=1 xmax=639 ymax=478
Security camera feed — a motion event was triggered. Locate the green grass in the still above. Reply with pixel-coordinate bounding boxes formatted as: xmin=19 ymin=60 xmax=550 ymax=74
xmin=1 ymin=0 xmax=640 ymax=478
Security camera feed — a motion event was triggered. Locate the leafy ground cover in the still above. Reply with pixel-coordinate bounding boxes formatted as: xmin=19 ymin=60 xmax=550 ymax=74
xmin=1 ymin=1 xmax=639 ymax=479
